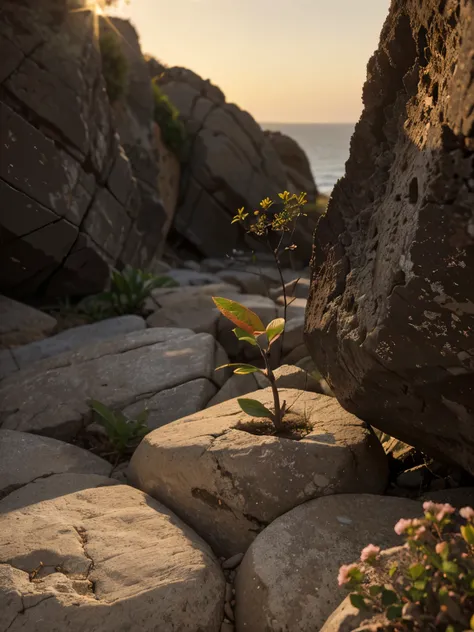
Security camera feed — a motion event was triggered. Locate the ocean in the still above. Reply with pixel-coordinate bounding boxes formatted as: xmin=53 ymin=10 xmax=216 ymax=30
xmin=262 ymin=123 xmax=356 ymax=195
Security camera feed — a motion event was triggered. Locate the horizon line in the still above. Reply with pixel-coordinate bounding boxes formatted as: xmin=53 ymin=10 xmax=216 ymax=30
xmin=260 ymin=121 xmax=357 ymax=125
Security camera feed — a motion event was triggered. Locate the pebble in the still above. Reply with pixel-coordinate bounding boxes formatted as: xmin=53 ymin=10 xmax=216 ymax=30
xmin=222 ymin=552 xmax=244 ymax=570
xmin=224 ymin=602 xmax=235 ymax=621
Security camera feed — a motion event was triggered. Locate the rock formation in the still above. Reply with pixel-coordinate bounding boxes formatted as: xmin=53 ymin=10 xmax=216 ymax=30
xmin=156 ymin=66 xmax=317 ymax=262
xmin=264 ymin=130 xmax=318 ymax=202
xmin=305 ymin=0 xmax=474 ymax=473
xmin=0 ymin=0 xmax=174 ymax=299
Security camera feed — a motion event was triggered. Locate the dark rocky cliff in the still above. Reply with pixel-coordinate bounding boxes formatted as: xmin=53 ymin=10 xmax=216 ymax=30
xmin=305 ymin=0 xmax=474 ymax=472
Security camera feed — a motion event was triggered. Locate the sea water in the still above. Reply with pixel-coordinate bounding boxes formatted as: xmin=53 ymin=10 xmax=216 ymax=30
xmin=262 ymin=122 xmax=355 ymax=195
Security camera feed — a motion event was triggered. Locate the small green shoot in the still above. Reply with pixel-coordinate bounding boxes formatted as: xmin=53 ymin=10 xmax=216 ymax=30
xmin=89 ymin=399 xmax=150 ymax=458
xmin=213 ymin=296 xmax=286 ymax=432
xmin=90 ymin=265 xmax=178 ymax=317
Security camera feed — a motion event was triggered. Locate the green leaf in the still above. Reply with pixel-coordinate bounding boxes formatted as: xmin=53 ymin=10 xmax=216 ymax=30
xmin=237 ymin=398 xmax=274 ymax=419
xmin=135 ymin=408 xmax=149 ymax=425
xmin=212 ymin=297 xmax=265 ymax=335
xmin=381 ymin=590 xmax=398 ymax=607
xmin=215 ymin=363 xmax=263 ymax=375
xmin=388 ymin=563 xmax=398 ymax=578
xmin=349 ymin=593 xmax=366 ymax=610
xmin=461 ymin=523 xmax=474 ymax=546
xmin=369 ymin=585 xmax=383 ymax=597
xmin=413 ymin=579 xmax=427 ymax=591
xmin=386 ymin=605 xmax=403 ymax=621
xmin=89 ymin=399 xmax=117 ymax=426
xmin=233 ymin=328 xmax=258 ymax=346
xmin=442 ymin=561 xmax=459 ymax=575
xmin=408 ymin=563 xmax=425 ymax=581
xmin=266 ymin=318 xmax=285 ymax=344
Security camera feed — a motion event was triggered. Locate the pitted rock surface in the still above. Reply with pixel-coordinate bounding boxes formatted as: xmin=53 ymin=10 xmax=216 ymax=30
xmin=305 ymin=0 xmax=474 ymax=472
xmin=128 ymin=388 xmax=388 ymax=557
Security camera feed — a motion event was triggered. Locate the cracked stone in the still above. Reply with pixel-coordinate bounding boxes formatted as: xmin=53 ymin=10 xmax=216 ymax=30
xmin=0 ymin=429 xmax=112 ymax=500
xmin=128 ymin=388 xmax=388 ymax=557
xmin=0 ymin=473 xmax=225 ymax=631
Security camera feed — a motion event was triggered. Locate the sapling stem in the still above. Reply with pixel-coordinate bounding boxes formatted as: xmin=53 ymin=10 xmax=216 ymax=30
xmin=261 ymin=347 xmax=283 ymax=432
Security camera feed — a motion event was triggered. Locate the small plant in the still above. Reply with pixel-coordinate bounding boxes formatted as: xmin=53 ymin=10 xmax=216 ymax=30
xmin=213 ymin=297 xmax=288 ymax=432
xmin=99 ymin=30 xmax=128 ymax=103
xmin=93 ymin=265 xmax=178 ymax=316
xmin=151 ymin=81 xmax=188 ymax=159
xmin=231 ymin=191 xmax=308 ymax=354
xmin=337 ymin=503 xmax=474 ymax=631
xmin=89 ymin=399 xmax=150 ymax=458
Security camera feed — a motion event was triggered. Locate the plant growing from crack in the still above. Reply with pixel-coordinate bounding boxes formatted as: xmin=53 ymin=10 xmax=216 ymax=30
xmin=88 ymin=399 xmax=150 ymax=461
xmin=231 ymin=191 xmax=308 ymax=355
xmin=213 ymin=297 xmax=287 ymax=432
xmin=84 ymin=265 xmax=179 ymax=317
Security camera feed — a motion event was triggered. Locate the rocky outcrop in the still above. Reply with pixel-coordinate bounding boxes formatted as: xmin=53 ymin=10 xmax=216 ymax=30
xmin=305 ymin=0 xmax=474 ymax=472
xmin=264 ymin=130 xmax=318 ymax=202
xmin=0 ymin=474 xmax=225 ymax=631
xmin=128 ymin=389 xmax=388 ymax=556
xmin=105 ymin=18 xmax=175 ymax=266
xmin=0 ymin=1 xmax=173 ymax=299
xmin=157 ymin=67 xmax=317 ymax=262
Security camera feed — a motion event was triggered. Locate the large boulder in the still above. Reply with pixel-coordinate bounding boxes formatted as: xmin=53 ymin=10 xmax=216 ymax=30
xmin=0 ymin=328 xmax=227 ymax=440
xmin=157 ymin=67 xmax=316 ymax=262
xmin=305 ymin=0 xmax=474 ymax=473
xmin=0 ymin=473 xmax=225 ymax=631
xmin=264 ymin=130 xmax=318 ymax=202
xmin=128 ymin=389 xmax=388 ymax=556
xmin=235 ymin=495 xmax=422 ymax=632
xmin=0 ymin=2 xmax=170 ymax=298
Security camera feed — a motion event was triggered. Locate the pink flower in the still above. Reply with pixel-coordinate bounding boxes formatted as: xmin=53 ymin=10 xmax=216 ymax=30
xmin=423 ymin=501 xmax=455 ymax=521
xmin=360 ymin=544 xmax=380 ymax=563
xmin=436 ymin=504 xmax=455 ymax=521
xmin=436 ymin=542 xmax=448 ymax=555
xmin=337 ymin=563 xmax=359 ymax=587
xmin=394 ymin=518 xmax=415 ymax=535
xmin=460 ymin=506 xmax=474 ymax=521
xmin=413 ymin=525 xmax=427 ymax=541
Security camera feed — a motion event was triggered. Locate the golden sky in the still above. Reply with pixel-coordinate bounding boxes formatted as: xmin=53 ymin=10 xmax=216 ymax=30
xmin=109 ymin=0 xmax=390 ymax=123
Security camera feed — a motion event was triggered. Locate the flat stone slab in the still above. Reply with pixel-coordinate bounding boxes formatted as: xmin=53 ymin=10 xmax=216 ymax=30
xmin=3 ymin=315 xmax=146 ymax=378
xmin=0 ymin=328 xmax=228 ymax=441
xmin=0 ymin=429 xmax=112 ymax=499
xmin=147 ymin=305 xmax=220 ymax=336
xmin=0 ymin=474 xmax=225 ymax=631
xmin=150 ymin=282 xmax=241 ymax=307
xmin=235 ymin=494 xmax=422 ymax=632
xmin=128 ymin=388 xmax=388 ymax=556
